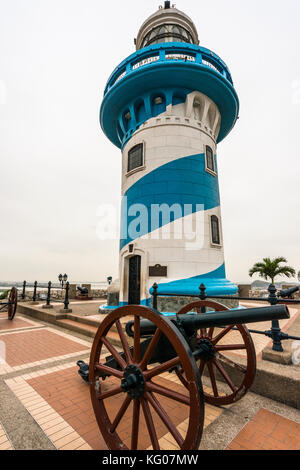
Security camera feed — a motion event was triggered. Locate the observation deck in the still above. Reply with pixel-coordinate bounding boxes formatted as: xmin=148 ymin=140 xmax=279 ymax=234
xmin=100 ymin=42 xmax=239 ymax=149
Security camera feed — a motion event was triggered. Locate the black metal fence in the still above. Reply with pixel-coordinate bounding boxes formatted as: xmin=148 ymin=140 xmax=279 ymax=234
xmin=151 ymin=282 xmax=300 ymax=352
xmin=20 ymin=280 xmax=70 ymax=311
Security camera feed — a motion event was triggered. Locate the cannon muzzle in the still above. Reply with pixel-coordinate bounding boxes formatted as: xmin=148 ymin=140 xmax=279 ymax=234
xmin=125 ymin=304 xmax=290 ymax=337
xmin=278 ymin=286 xmax=299 ymax=298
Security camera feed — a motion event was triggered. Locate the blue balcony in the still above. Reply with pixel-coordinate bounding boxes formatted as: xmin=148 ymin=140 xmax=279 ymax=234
xmin=100 ymin=42 xmax=239 ymax=148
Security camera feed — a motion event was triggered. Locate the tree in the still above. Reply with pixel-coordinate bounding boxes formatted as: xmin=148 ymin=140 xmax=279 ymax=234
xmin=0 ymin=290 xmax=9 ymax=300
xmin=249 ymin=257 xmax=296 ymax=285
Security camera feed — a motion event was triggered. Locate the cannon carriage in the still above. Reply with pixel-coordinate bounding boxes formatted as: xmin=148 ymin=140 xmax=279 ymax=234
xmin=88 ymin=300 xmax=290 ymax=450
xmin=0 ymin=287 xmax=18 ymax=320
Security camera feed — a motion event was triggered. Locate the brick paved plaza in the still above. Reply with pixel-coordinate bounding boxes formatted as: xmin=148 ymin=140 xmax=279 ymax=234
xmin=0 ymin=305 xmax=299 ymax=451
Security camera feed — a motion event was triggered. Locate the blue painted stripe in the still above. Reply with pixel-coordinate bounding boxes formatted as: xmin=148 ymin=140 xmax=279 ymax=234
xmin=120 ymin=153 xmax=220 ymax=250
xmin=149 ymin=264 xmax=238 ymax=296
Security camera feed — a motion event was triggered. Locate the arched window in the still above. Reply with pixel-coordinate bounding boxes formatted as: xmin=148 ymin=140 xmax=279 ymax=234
xmin=128 ymin=143 xmax=144 ymax=173
xmin=211 ymin=215 xmax=221 ymax=245
xmin=205 ymin=146 xmax=216 ymax=174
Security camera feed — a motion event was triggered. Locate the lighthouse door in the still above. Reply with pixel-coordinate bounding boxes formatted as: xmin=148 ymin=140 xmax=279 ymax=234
xmin=128 ymin=255 xmax=141 ymax=305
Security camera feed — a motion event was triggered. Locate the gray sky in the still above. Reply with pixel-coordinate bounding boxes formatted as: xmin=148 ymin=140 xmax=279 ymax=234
xmin=0 ymin=0 xmax=299 ymax=284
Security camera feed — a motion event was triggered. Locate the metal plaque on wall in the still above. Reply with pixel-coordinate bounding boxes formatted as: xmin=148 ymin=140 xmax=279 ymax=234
xmin=149 ymin=265 xmax=168 ymax=277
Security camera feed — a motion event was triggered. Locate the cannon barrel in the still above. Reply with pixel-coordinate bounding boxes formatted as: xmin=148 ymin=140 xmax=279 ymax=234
xmin=278 ymin=286 xmax=299 ymax=298
xmin=125 ymin=304 xmax=290 ymax=337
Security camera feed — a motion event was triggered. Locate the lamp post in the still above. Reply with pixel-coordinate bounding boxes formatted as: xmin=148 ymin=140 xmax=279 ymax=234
xmin=58 ymin=273 xmax=68 ymax=289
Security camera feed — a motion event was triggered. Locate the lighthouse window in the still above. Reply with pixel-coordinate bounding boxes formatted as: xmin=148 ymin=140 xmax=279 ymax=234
xmin=205 ymin=146 xmax=216 ymax=174
xmin=128 ymin=143 xmax=144 ymax=173
xmin=211 ymin=216 xmax=221 ymax=245
xmin=141 ymin=24 xmax=194 ymax=48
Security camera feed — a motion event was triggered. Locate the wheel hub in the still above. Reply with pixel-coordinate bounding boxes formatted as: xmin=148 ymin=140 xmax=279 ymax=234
xmin=196 ymin=338 xmax=216 ymax=362
xmin=121 ymin=364 xmax=145 ymax=398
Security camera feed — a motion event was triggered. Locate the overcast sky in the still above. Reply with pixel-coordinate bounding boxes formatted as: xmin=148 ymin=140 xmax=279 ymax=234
xmin=0 ymin=0 xmax=299 ymax=284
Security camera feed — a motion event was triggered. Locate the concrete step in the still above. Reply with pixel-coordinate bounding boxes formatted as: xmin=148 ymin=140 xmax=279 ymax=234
xmin=67 ymin=314 xmax=102 ymax=328
xmin=55 ymin=318 xmax=128 ymax=348
xmin=56 ymin=318 xmax=98 ymax=338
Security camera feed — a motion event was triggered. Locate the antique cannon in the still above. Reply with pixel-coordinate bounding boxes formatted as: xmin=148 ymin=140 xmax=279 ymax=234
xmin=88 ymin=300 xmax=290 ymax=450
xmin=278 ymin=285 xmax=299 ymax=299
xmin=77 ymin=286 xmax=89 ymax=296
xmin=0 ymin=287 xmax=18 ymax=321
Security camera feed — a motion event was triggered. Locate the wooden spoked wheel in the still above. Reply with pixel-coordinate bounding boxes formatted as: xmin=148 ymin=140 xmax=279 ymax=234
xmin=7 ymin=287 xmax=18 ymax=320
xmin=176 ymin=300 xmax=256 ymax=406
xmin=89 ymin=306 xmax=204 ymax=450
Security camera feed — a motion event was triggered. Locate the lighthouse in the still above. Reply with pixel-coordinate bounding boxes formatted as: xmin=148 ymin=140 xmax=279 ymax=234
xmin=100 ymin=2 xmax=239 ymax=310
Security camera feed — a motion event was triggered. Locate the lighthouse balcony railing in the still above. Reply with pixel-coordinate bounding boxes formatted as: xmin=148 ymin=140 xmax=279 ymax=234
xmin=104 ymin=43 xmax=234 ymax=96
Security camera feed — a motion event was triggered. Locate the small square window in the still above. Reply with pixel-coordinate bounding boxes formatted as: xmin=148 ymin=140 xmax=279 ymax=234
xmin=128 ymin=143 xmax=144 ymax=173
xmin=205 ymin=146 xmax=215 ymax=174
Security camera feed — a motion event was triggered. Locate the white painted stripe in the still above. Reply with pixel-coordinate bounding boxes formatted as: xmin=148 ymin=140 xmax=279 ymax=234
xmin=121 ymin=95 xmax=218 ymax=195
xmin=120 ymin=206 xmax=224 ymax=283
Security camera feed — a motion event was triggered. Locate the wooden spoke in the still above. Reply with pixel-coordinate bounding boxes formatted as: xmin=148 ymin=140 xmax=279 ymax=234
xmin=110 ymin=395 xmax=132 ymax=433
xmin=116 ymin=320 xmax=133 ymax=364
xmin=146 ymin=392 xmax=184 ymax=448
xmin=211 ymin=325 xmax=234 ymax=345
xmin=139 ymin=328 xmax=162 ymax=370
xmin=146 ymin=381 xmax=190 ymax=406
xmin=175 ymin=368 xmax=189 ymax=388
xmin=133 ymin=316 xmax=141 ymax=363
xmin=172 ymin=300 xmax=256 ymax=407
xmin=131 ymin=399 xmax=140 ymax=450
xmin=97 ymin=385 xmax=123 ymax=401
xmin=141 ymin=397 xmax=160 ymax=450
xmin=89 ymin=305 xmax=204 ymax=450
xmin=207 ymin=363 xmax=218 ymax=397
xmin=215 ymin=352 xmax=247 ymax=374
xmin=198 ymin=360 xmax=205 ymax=376
xmin=100 ymin=336 xmax=127 ymax=370
xmin=95 ymin=364 xmax=123 ymax=379
xmin=213 ymin=359 xmax=237 ymax=393
xmin=207 ymin=327 xmax=215 ymax=339
xmin=215 ymin=344 xmax=247 ymax=352
xmin=144 ymin=356 xmax=180 ymax=380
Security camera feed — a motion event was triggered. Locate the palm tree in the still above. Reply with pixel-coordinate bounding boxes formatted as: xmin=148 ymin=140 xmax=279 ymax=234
xmin=249 ymin=257 xmax=296 ymax=285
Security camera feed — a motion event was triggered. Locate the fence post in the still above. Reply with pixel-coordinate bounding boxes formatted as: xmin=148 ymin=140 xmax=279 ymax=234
xmin=46 ymin=281 xmax=51 ymax=306
xmin=199 ymin=283 xmax=207 ymax=314
xmin=32 ymin=281 xmax=37 ymax=302
xmin=268 ymin=284 xmax=284 ymax=352
xmin=22 ymin=281 xmax=26 ymax=300
xmin=64 ymin=282 xmax=70 ymax=311
xmin=152 ymin=283 xmax=158 ymax=310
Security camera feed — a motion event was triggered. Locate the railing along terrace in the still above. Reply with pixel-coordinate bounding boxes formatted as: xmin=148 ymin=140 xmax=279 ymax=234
xmin=20 ymin=280 xmax=70 ymax=311
xmin=151 ymin=283 xmax=300 ymax=353
xmin=104 ymin=43 xmax=234 ymax=95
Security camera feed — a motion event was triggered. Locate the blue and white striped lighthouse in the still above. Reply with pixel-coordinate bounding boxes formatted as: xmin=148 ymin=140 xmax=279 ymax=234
xmin=100 ymin=2 xmax=239 ymax=308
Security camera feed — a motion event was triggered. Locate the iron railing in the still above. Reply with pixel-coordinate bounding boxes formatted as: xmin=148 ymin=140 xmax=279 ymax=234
xmin=151 ymin=282 xmax=300 ymax=352
xmin=20 ymin=280 xmax=70 ymax=311
xmin=104 ymin=42 xmax=234 ymax=95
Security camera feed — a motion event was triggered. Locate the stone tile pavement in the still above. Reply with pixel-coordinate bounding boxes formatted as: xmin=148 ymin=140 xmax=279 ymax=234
xmin=0 ymin=421 xmax=13 ymax=450
xmin=0 ymin=311 xmax=299 ymax=451
xmin=227 ymin=408 xmax=300 ymax=450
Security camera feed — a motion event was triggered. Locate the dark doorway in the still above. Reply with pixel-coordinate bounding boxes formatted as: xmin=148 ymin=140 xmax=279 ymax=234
xmin=128 ymin=255 xmax=141 ymax=305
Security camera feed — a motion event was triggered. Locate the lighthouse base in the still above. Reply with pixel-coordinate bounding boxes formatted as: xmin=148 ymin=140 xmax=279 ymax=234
xmin=151 ymin=276 xmax=239 ymax=312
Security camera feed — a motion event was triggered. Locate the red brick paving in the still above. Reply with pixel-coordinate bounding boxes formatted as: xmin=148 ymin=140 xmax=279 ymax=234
xmin=28 ymin=366 xmax=191 ymax=450
xmin=227 ymin=409 xmax=300 ymax=450
xmin=0 ymin=317 xmax=32 ymax=331
xmin=1 ymin=329 xmax=88 ymax=367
